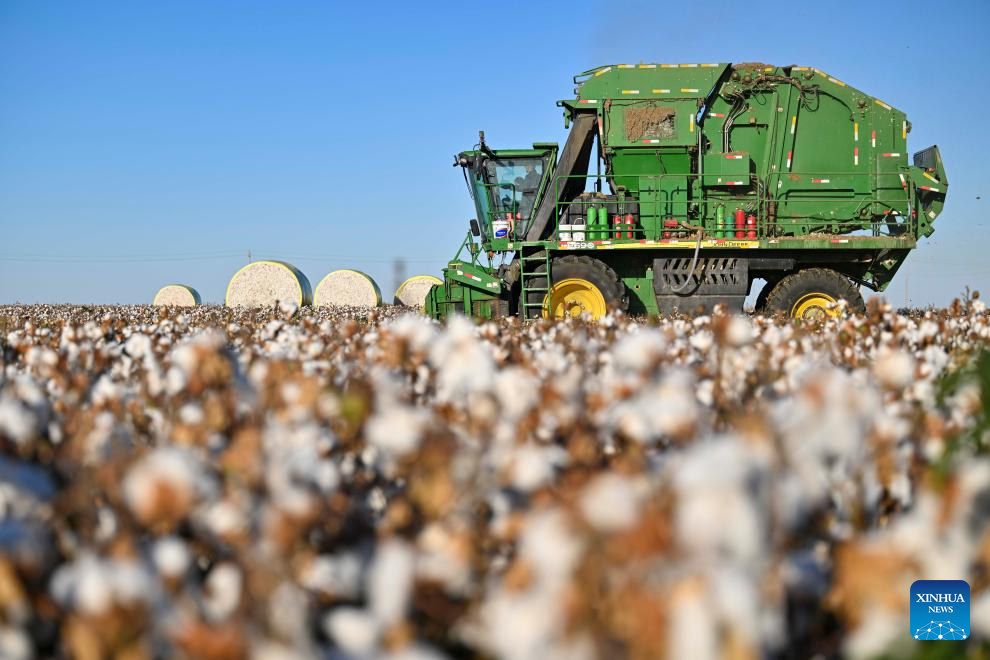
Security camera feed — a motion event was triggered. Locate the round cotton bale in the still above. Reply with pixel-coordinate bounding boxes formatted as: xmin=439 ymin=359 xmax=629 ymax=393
xmin=225 ymin=260 xmax=313 ymax=307
xmin=153 ymin=284 xmax=201 ymax=307
xmin=394 ymin=275 xmax=443 ymax=309
xmin=313 ymin=269 xmax=382 ymax=308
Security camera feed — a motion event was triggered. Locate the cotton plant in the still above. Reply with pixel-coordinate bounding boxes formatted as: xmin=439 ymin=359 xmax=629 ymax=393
xmin=0 ymin=301 xmax=987 ymax=658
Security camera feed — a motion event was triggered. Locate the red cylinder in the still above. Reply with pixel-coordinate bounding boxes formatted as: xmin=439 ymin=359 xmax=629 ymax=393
xmin=613 ymin=215 xmax=622 ymax=239
xmin=746 ymin=214 xmax=757 ymax=239
xmin=734 ymin=208 xmax=745 ymax=238
xmin=624 ymin=213 xmax=634 ymax=238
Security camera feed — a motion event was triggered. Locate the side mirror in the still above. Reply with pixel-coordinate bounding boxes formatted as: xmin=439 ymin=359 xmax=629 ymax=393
xmin=469 ymin=219 xmax=481 ymax=237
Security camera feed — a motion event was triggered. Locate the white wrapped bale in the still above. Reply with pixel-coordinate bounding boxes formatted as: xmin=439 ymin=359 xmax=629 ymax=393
xmin=225 ymin=260 xmax=313 ymax=308
xmin=394 ymin=275 xmax=442 ymax=310
xmin=313 ymin=270 xmax=382 ymax=308
xmin=153 ymin=284 xmax=201 ymax=307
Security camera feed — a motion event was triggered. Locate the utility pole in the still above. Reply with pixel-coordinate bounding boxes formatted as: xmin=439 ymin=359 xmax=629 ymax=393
xmin=247 ymin=249 xmax=252 ymax=264
xmin=392 ymin=258 xmax=407 ymax=300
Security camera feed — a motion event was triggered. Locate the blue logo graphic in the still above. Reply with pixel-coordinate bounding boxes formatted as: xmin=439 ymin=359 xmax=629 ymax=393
xmin=911 ymin=580 xmax=969 ymax=640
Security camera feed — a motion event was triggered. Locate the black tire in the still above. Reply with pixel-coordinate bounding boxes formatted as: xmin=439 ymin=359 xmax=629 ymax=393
xmin=525 ymin=253 xmax=628 ymax=318
xmin=764 ymin=268 xmax=865 ymax=319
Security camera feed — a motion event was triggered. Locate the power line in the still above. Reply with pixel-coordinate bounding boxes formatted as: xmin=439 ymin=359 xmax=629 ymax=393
xmin=0 ymin=253 xmax=245 ymax=263
xmin=253 ymin=253 xmax=445 ymax=264
xmin=0 ymin=250 xmax=447 ymax=265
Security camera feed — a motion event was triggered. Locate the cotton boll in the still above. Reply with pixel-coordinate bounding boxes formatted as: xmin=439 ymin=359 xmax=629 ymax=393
xmin=204 ymin=562 xmax=242 ymax=622
xmin=509 ymin=444 xmax=559 ymax=492
xmin=0 ymin=394 xmax=37 ymax=444
xmin=124 ymin=332 xmax=153 ymax=360
xmin=725 ymin=316 xmax=753 ymax=347
xmin=416 ymin=523 xmax=471 ymax=595
xmin=696 ymin=379 xmax=715 ymax=407
xmin=667 ymin=578 xmax=718 ymax=660
xmin=872 ymin=349 xmax=914 ymax=390
xmin=178 ymin=403 xmax=205 ymax=426
xmin=382 ymin=642 xmax=454 ymax=660
xmin=299 ymin=553 xmax=363 ymax=599
xmin=579 ymin=472 xmax=640 ymax=532
xmin=518 ymin=510 xmax=583 ymax=587
xmin=250 ymin=641 xmax=307 ymax=660
xmin=365 ymin=406 xmax=427 ymax=457
xmin=324 ymin=607 xmax=380 ymax=656
xmin=123 ymin=447 xmax=216 ymax=527
xmin=109 ymin=560 xmax=155 ymax=606
xmin=843 ymin=609 xmax=906 ymax=660
xmin=673 ymin=438 xmax=767 ymax=562
xmin=153 ymin=536 xmax=191 ymax=578
xmin=479 ymin=589 xmax=573 ymax=660
xmin=387 ymin=314 xmax=438 ymax=353
xmin=198 ymin=498 xmax=248 ymax=540
xmin=368 ymin=539 xmax=415 ymax=627
xmin=68 ymin=557 xmax=113 ymax=615
xmin=612 ymin=329 xmax=666 ymax=371
xmin=50 ymin=555 xmax=153 ymax=616
xmin=494 ymin=367 xmax=539 ymax=421
xmin=268 ymin=582 xmax=310 ymax=641
xmin=971 ymin=591 xmax=990 ymax=639
xmin=429 ymin=317 xmax=495 ymax=402
xmin=165 ymin=367 xmax=188 ymax=395
xmin=0 ymin=626 xmax=32 ymax=660
xmin=689 ymin=330 xmax=714 ymax=353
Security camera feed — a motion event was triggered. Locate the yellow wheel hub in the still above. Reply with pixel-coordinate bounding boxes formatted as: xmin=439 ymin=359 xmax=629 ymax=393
xmin=792 ymin=292 xmax=839 ymax=320
xmin=543 ymin=278 xmax=607 ymax=319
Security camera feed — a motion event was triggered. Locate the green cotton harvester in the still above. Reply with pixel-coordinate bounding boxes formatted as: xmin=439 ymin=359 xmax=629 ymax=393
xmin=426 ymin=62 xmax=947 ymax=320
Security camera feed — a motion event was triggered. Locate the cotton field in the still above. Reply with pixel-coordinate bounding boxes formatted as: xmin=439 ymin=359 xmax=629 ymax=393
xmin=1 ymin=301 xmax=989 ymax=659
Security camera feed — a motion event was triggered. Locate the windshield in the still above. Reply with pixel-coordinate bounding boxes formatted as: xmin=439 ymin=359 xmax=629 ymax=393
xmin=483 ymin=157 xmax=547 ymax=226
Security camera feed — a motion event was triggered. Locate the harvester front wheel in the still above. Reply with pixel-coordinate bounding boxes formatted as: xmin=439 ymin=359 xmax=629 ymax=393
xmin=764 ymin=268 xmax=865 ymax=320
xmin=535 ymin=255 xmax=627 ymax=320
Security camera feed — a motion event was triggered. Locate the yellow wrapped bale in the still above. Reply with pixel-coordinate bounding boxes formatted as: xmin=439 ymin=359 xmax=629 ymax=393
xmin=153 ymin=284 xmax=201 ymax=307
xmin=394 ymin=275 xmax=442 ymax=310
xmin=313 ymin=270 xmax=382 ymax=308
xmin=225 ymin=261 xmax=313 ymax=307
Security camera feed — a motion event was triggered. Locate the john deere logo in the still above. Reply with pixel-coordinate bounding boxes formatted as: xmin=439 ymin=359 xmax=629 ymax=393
xmin=911 ymin=580 xmax=969 ymax=640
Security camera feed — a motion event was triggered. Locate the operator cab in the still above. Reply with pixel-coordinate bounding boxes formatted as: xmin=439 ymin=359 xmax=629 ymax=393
xmin=456 ymin=137 xmax=557 ymax=241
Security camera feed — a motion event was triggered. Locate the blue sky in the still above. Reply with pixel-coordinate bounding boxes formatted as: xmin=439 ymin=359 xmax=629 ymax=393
xmin=1 ymin=0 xmax=987 ymax=305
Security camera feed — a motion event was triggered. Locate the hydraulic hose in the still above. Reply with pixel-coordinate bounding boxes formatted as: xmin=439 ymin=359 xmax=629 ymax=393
xmin=670 ymin=228 xmax=704 ymax=294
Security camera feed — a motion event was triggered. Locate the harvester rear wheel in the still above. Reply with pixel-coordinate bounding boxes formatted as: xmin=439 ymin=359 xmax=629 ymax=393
xmin=528 ymin=254 xmax=627 ymax=320
xmin=764 ymin=268 xmax=865 ymax=320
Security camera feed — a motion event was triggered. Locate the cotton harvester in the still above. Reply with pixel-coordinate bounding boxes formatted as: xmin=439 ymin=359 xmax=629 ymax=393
xmin=426 ymin=62 xmax=947 ymax=320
